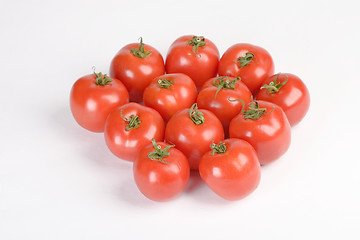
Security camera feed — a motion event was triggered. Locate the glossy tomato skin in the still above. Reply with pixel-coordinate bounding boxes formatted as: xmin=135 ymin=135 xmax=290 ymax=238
xmin=165 ymin=108 xmax=224 ymax=170
xmin=199 ymin=138 xmax=261 ymax=201
xmin=218 ymin=43 xmax=274 ymax=95
xmin=143 ymin=73 xmax=197 ymax=122
xmin=70 ymin=74 xmax=129 ymax=132
xmin=256 ymin=73 xmax=310 ymax=126
xmin=104 ymin=103 xmax=165 ymax=162
xmin=229 ymin=100 xmax=291 ymax=165
xmin=197 ymin=76 xmax=252 ymax=136
xmin=110 ymin=42 xmax=165 ymax=102
xmin=165 ymin=35 xmax=220 ymax=90
xmin=134 ymin=142 xmax=190 ymax=202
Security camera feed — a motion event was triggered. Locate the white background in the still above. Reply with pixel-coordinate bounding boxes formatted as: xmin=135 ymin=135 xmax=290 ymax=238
xmin=1 ymin=0 xmax=359 ymax=239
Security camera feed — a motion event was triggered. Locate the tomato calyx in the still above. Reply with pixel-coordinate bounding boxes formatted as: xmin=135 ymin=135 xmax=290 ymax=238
xmin=120 ymin=110 xmax=141 ymax=130
xmin=131 ymin=37 xmax=152 ymax=58
xmin=158 ymin=78 xmax=174 ymax=89
xmin=210 ymin=141 xmax=227 ymax=155
xmin=228 ymin=98 xmax=275 ymax=120
xmin=94 ymin=72 xmax=112 ymax=86
xmin=189 ymin=103 xmax=205 ymax=125
xmin=237 ymin=52 xmax=254 ymax=68
xmin=148 ymin=138 xmax=175 ymax=164
xmin=212 ymin=76 xmax=241 ymax=99
xmin=261 ymin=73 xmax=288 ymax=93
xmin=186 ymin=36 xmax=206 ymax=56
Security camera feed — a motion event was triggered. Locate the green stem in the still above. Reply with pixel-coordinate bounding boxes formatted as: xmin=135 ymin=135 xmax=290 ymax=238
xmin=238 ymin=52 xmax=254 ymax=68
xmin=131 ymin=37 xmax=152 ymax=58
xmin=120 ymin=110 xmax=141 ymax=130
xmin=158 ymin=78 xmax=173 ymax=89
xmin=94 ymin=72 xmax=112 ymax=86
xmin=148 ymin=138 xmax=175 ymax=164
xmin=261 ymin=73 xmax=288 ymax=93
xmin=212 ymin=76 xmax=240 ymax=99
xmin=189 ymin=103 xmax=205 ymax=125
xmin=186 ymin=36 xmax=206 ymax=56
xmin=228 ymin=98 xmax=274 ymax=120
xmin=210 ymin=141 xmax=227 ymax=155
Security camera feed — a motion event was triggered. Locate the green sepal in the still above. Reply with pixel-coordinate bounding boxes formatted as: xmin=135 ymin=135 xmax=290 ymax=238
xmin=120 ymin=110 xmax=141 ymax=130
xmin=148 ymin=138 xmax=175 ymax=164
xmin=158 ymin=78 xmax=174 ymax=89
xmin=212 ymin=76 xmax=240 ymax=99
xmin=131 ymin=37 xmax=152 ymax=58
xmin=261 ymin=73 xmax=288 ymax=93
xmin=94 ymin=72 xmax=112 ymax=86
xmin=238 ymin=52 xmax=254 ymax=68
xmin=210 ymin=141 xmax=227 ymax=155
xmin=186 ymin=36 xmax=206 ymax=56
xmin=189 ymin=103 xmax=205 ymax=125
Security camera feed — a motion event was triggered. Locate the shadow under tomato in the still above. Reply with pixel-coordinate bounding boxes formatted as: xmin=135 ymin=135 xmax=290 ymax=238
xmin=185 ymin=170 xmax=204 ymax=193
xmin=184 ymin=170 xmax=235 ymax=205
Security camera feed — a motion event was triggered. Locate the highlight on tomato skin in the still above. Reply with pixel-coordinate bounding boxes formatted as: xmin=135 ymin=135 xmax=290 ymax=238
xmin=256 ymin=73 xmax=310 ymax=126
xmin=133 ymin=139 xmax=190 ymax=202
xmin=199 ymin=138 xmax=261 ymax=201
xmin=70 ymin=71 xmax=129 ymax=133
xmin=229 ymin=100 xmax=291 ymax=165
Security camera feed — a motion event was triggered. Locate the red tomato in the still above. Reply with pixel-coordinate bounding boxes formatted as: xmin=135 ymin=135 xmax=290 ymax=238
xmin=165 ymin=103 xmax=224 ymax=170
xmin=229 ymin=100 xmax=291 ymax=165
xmin=104 ymin=103 xmax=165 ymax=162
xmin=196 ymin=76 xmax=252 ymax=136
xmin=165 ymin=35 xmax=219 ymax=90
xmin=110 ymin=37 xmax=165 ymax=102
xmin=133 ymin=139 xmax=190 ymax=202
xmin=218 ymin=43 xmax=274 ymax=95
xmin=70 ymin=72 xmax=129 ymax=132
xmin=199 ymin=139 xmax=261 ymax=201
xmin=143 ymin=73 xmax=197 ymax=122
xmin=256 ymin=73 xmax=310 ymax=126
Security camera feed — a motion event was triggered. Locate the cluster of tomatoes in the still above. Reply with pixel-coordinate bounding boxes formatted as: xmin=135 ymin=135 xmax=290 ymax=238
xmin=70 ymin=35 xmax=310 ymax=202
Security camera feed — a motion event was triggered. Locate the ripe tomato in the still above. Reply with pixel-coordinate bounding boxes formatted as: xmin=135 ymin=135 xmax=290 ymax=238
xmin=104 ymin=103 xmax=165 ymax=162
xmin=229 ymin=100 xmax=291 ymax=165
xmin=133 ymin=139 xmax=190 ymax=202
xmin=143 ymin=73 xmax=197 ymax=122
xmin=110 ymin=37 xmax=165 ymax=102
xmin=70 ymin=72 xmax=129 ymax=132
xmin=199 ymin=139 xmax=261 ymax=201
xmin=256 ymin=73 xmax=310 ymax=126
xmin=165 ymin=103 xmax=224 ymax=170
xmin=165 ymin=35 xmax=219 ymax=90
xmin=196 ymin=76 xmax=252 ymax=136
xmin=218 ymin=43 xmax=274 ymax=95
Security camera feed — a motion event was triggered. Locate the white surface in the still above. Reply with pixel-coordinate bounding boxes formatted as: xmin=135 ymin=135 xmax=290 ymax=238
xmin=1 ymin=0 xmax=359 ymax=239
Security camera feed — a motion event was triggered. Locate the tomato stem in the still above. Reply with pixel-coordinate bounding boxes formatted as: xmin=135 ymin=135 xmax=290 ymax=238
xmin=212 ymin=76 xmax=240 ymax=99
xmin=228 ymin=98 xmax=275 ymax=120
xmin=186 ymin=36 xmax=206 ymax=56
xmin=189 ymin=103 xmax=205 ymax=125
xmin=210 ymin=141 xmax=227 ymax=155
xmin=120 ymin=110 xmax=141 ymax=130
xmin=237 ymin=52 xmax=254 ymax=68
xmin=158 ymin=78 xmax=173 ymax=89
xmin=148 ymin=138 xmax=175 ymax=164
xmin=94 ymin=72 xmax=112 ymax=86
xmin=261 ymin=73 xmax=288 ymax=93
xmin=131 ymin=37 xmax=152 ymax=58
